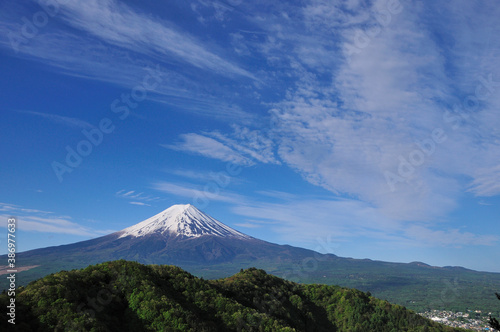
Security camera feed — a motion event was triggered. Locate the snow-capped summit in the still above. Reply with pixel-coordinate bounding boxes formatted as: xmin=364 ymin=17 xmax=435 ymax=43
xmin=118 ymin=204 xmax=251 ymax=239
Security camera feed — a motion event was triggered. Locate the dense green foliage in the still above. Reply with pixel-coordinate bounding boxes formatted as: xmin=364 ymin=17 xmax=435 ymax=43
xmin=0 ymin=260 xmax=465 ymax=331
xmin=188 ymin=259 xmax=500 ymax=315
xmin=489 ymin=292 xmax=500 ymax=330
xmin=3 ymin=241 xmax=500 ymax=316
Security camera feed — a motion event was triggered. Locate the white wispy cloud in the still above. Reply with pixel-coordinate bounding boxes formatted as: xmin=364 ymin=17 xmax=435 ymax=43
xmin=0 ymin=0 xmax=258 ymax=123
xmin=263 ymin=0 xmax=458 ymax=222
xmin=151 ymin=181 xmax=245 ymax=204
xmin=16 ymin=110 xmax=93 ymax=129
xmin=129 ymin=202 xmax=151 ymax=206
xmin=210 ymin=0 xmax=500 ymax=224
xmin=190 ymin=0 xmax=241 ymax=24
xmin=162 ymin=133 xmax=254 ymax=166
xmin=468 ymin=165 xmax=500 ymax=197
xmin=115 ymin=190 xmax=161 ymax=202
xmin=404 ymin=225 xmax=497 ymax=247
xmin=210 ymin=125 xmax=280 ymax=164
xmin=231 ymin=197 xmax=498 ymax=248
xmin=149 ymin=96 xmax=256 ymax=123
xmin=51 ymin=0 xmax=255 ymax=79
xmin=20 ymin=32 xmax=249 ymax=121
xmin=0 ymin=202 xmax=53 ymax=215
xmin=232 ymin=198 xmax=398 ymax=243
xmin=164 ymin=125 xmax=280 ymax=166
xmin=0 ymin=203 xmax=112 ymax=236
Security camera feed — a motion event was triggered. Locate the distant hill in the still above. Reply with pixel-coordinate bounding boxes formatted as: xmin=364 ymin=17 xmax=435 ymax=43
xmin=0 ymin=260 xmax=465 ymax=331
xmin=2 ymin=204 xmax=500 ymax=314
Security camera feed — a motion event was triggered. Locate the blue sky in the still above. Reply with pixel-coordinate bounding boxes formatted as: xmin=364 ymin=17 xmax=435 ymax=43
xmin=1 ymin=0 xmax=499 ymax=272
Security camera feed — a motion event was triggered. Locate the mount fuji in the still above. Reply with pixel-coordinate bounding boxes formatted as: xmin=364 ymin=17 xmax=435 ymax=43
xmin=7 ymin=204 xmax=323 ymax=281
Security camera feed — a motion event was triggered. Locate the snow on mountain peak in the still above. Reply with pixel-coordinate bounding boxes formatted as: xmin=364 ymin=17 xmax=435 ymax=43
xmin=118 ymin=204 xmax=251 ymax=239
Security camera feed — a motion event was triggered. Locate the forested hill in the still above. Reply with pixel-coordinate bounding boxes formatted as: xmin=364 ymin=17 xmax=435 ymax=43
xmin=1 ymin=260 xmax=465 ymax=331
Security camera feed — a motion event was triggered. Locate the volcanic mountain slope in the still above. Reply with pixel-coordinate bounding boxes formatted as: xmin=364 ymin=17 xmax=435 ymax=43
xmin=3 ymin=204 xmax=500 ymax=315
